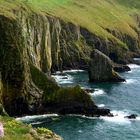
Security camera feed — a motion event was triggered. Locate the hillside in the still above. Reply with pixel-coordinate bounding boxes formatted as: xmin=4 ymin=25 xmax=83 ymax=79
xmin=0 ymin=0 xmax=140 ymax=111
xmin=0 ymin=0 xmax=140 ymax=115
xmin=1 ymin=0 xmax=140 ymax=47
xmin=0 ymin=0 xmax=140 ymax=139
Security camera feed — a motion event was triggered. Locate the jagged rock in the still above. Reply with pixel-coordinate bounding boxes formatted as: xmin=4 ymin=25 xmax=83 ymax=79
xmin=113 ymin=65 xmax=131 ymax=72
xmin=0 ymin=3 xmax=131 ymax=118
xmin=80 ymin=27 xmax=131 ymax=64
xmin=94 ymin=108 xmax=113 ymax=117
xmin=125 ymin=114 xmax=138 ymax=119
xmin=83 ymin=88 xmax=95 ymax=93
xmin=89 ymin=49 xmax=126 ymax=82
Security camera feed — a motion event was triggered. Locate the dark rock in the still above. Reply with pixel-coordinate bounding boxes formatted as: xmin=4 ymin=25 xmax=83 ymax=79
xmin=94 ymin=108 xmax=113 ymax=117
xmin=114 ymin=65 xmax=131 ymax=72
xmin=125 ymin=114 xmax=138 ymax=119
xmin=132 ymin=60 xmax=140 ymax=65
xmin=89 ymin=49 xmax=125 ymax=82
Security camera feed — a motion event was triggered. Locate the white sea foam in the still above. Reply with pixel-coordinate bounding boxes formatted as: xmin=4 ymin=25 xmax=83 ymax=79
xmin=71 ymin=110 xmax=140 ymax=124
xmin=52 ymin=74 xmax=74 ymax=84
xmin=90 ymin=89 xmax=106 ymax=96
xmin=100 ymin=110 xmax=131 ymax=124
xmin=98 ymin=104 xmax=105 ymax=108
xmin=78 ymin=130 xmax=83 ymax=133
xmin=31 ymin=121 xmax=43 ymax=125
xmin=126 ymin=79 xmax=136 ymax=84
xmin=126 ymin=70 xmax=132 ymax=73
xmin=136 ymin=117 xmax=140 ymax=121
xmin=100 ymin=110 xmax=140 ymax=124
xmin=16 ymin=114 xmax=58 ymax=121
xmin=63 ymin=70 xmax=85 ymax=73
xmin=55 ymin=70 xmax=85 ymax=74
xmin=133 ymin=58 xmax=140 ymax=61
xmin=127 ymin=64 xmax=140 ymax=69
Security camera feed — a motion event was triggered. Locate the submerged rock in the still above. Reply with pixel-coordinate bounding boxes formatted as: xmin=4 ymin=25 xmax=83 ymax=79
xmin=89 ymin=49 xmax=125 ymax=82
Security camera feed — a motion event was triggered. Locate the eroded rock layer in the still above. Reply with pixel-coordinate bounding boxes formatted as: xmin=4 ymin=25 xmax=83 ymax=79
xmin=0 ymin=4 xmax=139 ymax=117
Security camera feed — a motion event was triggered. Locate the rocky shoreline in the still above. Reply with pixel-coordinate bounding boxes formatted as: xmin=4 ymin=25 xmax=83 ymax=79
xmin=0 ymin=1 xmax=140 ymax=122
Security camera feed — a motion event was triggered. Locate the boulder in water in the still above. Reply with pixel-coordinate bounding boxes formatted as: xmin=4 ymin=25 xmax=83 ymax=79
xmin=113 ymin=65 xmax=131 ymax=72
xmin=89 ymin=49 xmax=125 ymax=82
xmin=93 ymin=108 xmax=114 ymax=117
xmin=125 ymin=114 xmax=138 ymax=119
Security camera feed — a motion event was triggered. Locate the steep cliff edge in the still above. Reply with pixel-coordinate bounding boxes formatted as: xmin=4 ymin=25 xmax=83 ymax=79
xmin=0 ymin=5 xmax=105 ymax=117
xmin=0 ymin=1 xmax=140 ymax=117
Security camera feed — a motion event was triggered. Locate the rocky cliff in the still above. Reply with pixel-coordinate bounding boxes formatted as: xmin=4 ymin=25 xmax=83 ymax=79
xmin=0 ymin=6 xmax=105 ymax=117
xmin=0 ymin=2 xmax=140 ymax=117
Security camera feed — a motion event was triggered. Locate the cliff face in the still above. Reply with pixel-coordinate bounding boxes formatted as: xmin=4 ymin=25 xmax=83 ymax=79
xmin=89 ymin=49 xmax=125 ymax=82
xmin=0 ymin=8 xmax=96 ymax=116
xmin=80 ymin=27 xmax=133 ymax=64
xmin=0 ymin=3 xmax=140 ymax=116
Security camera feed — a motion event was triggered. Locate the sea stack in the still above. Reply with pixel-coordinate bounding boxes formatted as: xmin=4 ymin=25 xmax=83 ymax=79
xmin=88 ymin=49 xmax=126 ymax=82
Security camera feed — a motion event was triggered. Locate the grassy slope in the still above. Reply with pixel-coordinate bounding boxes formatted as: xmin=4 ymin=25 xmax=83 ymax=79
xmin=26 ymin=0 xmax=139 ymax=37
xmin=0 ymin=0 xmax=140 ymax=49
xmin=0 ymin=0 xmax=139 ymax=139
xmin=0 ymin=116 xmax=61 ymax=140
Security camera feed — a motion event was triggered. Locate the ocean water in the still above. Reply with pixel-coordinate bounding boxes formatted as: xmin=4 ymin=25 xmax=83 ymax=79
xmin=20 ymin=64 xmax=140 ymax=140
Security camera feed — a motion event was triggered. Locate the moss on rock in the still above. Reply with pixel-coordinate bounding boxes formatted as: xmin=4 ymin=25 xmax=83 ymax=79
xmin=89 ymin=49 xmax=126 ymax=82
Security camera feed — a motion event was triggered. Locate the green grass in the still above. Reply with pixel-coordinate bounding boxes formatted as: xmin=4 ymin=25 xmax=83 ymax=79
xmin=23 ymin=0 xmax=140 ymax=37
xmin=0 ymin=116 xmax=33 ymax=140
xmin=0 ymin=116 xmax=60 ymax=140
xmin=0 ymin=0 xmax=139 ymax=49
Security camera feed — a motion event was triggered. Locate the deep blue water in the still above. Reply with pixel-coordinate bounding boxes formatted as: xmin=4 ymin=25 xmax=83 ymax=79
xmin=19 ymin=64 xmax=140 ymax=140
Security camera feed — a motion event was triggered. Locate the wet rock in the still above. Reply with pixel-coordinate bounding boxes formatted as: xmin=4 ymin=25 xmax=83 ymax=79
xmin=89 ymin=49 xmax=125 ymax=82
xmin=94 ymin=108 xmax=113 ymax=117
xmin=125 ymin=114 xmax=138 ymax=119
xmin=114 ymin=65 xmax=131 ymax=72
xmin=83 ymin=88 xmax=95 ymax=93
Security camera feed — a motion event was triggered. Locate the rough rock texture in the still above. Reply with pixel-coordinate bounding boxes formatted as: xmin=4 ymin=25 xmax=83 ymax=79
xmin=0 ymin=9 xmax=97 ymax=116
xmin=0 ymin=4 xmax=139 ymax=117
xmin=113 ymin=64 xmax=131 ymax=72
xmin=89 ymin=49 xmax=125 ymax=82
xmin=80 ymin=27 xmax=131 ymax=64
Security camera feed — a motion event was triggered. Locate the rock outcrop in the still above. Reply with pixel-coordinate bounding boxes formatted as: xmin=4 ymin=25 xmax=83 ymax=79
xmin=89 ymin=49 xmax=125 ymax=82
xmin=125 ymin=114 xmax=138 ymax=119
xmin=0 ymin=7 xmax=107 ymax=117
xmin=113 ymin=64 xmax=131 ymax=72
xmin=0 ymin=2 xmax=139 ymax=117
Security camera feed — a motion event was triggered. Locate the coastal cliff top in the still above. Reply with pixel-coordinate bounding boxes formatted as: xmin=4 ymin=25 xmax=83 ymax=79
xmin=0 ymin=0 xmax=140 ymax=37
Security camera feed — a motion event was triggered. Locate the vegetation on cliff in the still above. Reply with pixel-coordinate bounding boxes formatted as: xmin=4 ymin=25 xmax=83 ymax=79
xmin=0 ymin=0 xmax=97 ymax=117
xmin=0 ymin=116 xmax=62 ymax=140
xmin=0 ymin=0 xmax=140 ymax=139
xmin=0 ymin=0 xmax=140 ymax=50
xmin=0 ymin=0 xmax=140 ymax=115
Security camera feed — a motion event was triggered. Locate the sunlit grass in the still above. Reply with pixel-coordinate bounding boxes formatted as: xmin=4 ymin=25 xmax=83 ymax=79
xmin=0 ymin=0 xmax=139 ymax=47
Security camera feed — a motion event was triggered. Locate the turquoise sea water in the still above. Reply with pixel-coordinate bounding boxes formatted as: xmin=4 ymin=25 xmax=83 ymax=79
xmin=20 ymin=64 xmax=140 ymax=140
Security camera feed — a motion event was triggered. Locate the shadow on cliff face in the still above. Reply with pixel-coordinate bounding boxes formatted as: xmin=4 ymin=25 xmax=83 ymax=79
xmin=0 ymin=4 xmax=139 ymax=117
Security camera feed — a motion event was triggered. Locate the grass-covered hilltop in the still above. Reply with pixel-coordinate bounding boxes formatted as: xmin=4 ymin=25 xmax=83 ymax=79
xmin=0 ymin=0 xmax=140 ymax=139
